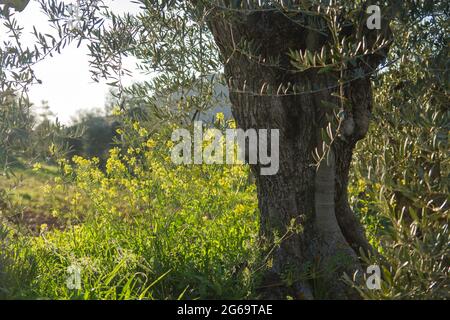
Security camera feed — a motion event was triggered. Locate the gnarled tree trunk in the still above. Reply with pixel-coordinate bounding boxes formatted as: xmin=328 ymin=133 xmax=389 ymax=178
xmin=206 ymin=7 xmax=390 ymax=299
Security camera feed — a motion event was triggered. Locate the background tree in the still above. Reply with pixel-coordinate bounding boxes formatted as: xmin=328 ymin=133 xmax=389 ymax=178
xmin=200 ymin=0 xmax=395 ymax=299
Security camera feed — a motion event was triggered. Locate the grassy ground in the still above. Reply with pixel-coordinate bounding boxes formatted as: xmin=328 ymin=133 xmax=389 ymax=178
xmin=0 ymin=149 xmax=262 ymax=299
xmin=0 ymin=162 xmax=68 ymax=233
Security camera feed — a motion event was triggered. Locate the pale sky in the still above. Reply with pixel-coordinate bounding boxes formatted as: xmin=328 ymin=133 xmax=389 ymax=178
xmin=2 ymin=0 xmax=146 ymax=124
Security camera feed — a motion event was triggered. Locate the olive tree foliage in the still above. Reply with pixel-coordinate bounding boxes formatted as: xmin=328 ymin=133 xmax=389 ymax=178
xmin=349 ymin=0 xmax=449 ymax=299
xmin=0 ymin=0 xmax=448 ymax=298
xmin=0 ymin=96 xmax=34 ymax=170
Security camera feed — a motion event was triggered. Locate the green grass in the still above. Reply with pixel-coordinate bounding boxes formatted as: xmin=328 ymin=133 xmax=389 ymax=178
xmin=0 ymin=161 xmax=60 ymax=213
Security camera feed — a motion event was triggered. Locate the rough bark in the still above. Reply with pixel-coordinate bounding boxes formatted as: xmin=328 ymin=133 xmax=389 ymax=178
xmin=206 ymin=7 xmax=390 ymax=299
